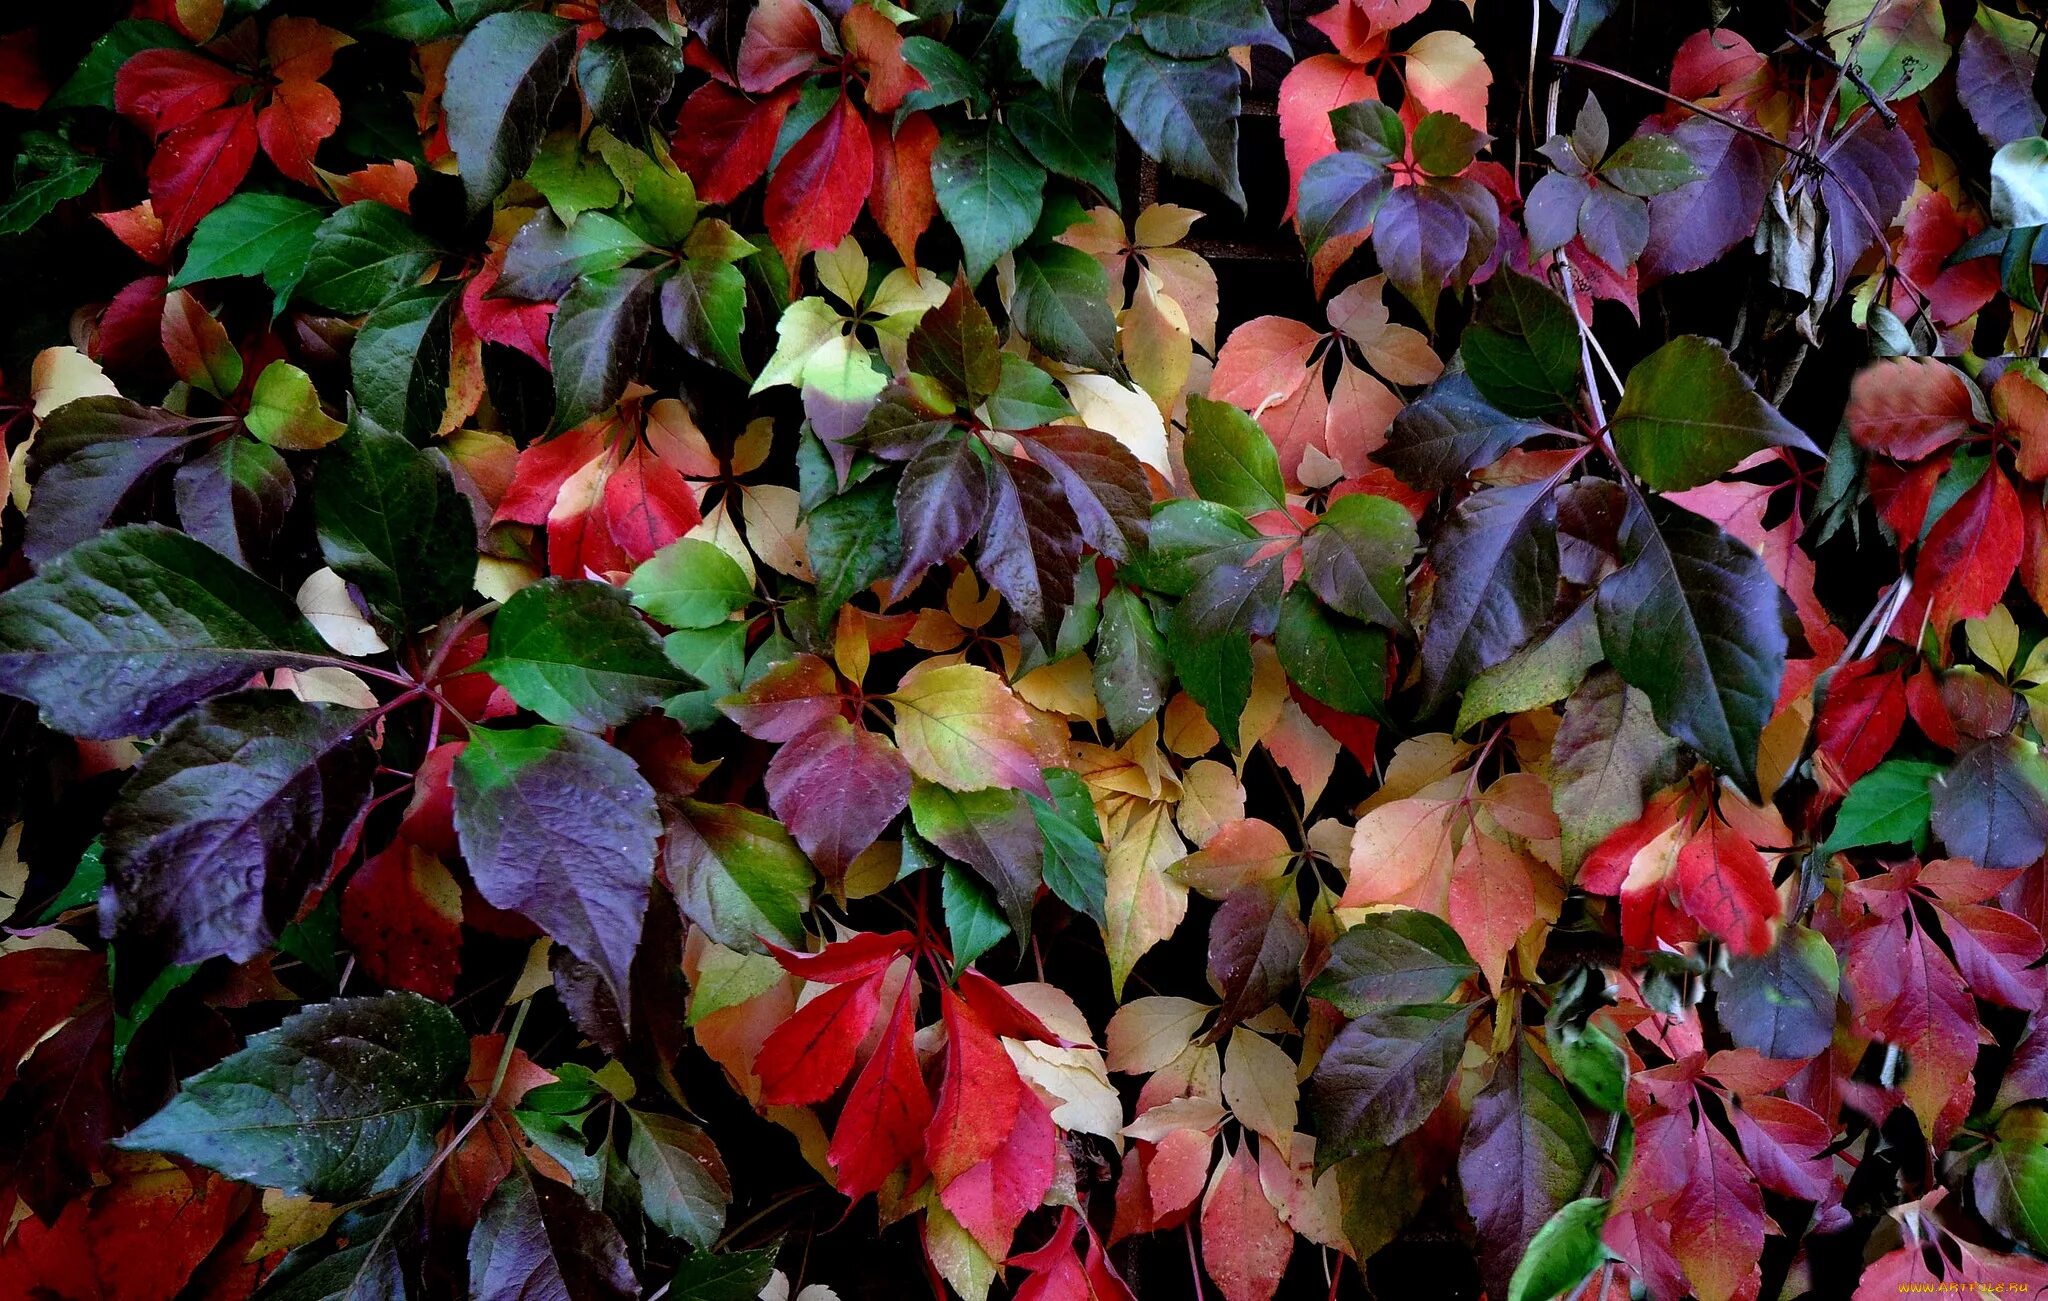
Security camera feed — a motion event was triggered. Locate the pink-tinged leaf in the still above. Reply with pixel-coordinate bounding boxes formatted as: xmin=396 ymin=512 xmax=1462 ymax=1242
xmin=939 ymin=1089 xmax=1058 ymax=1259
xmin=1669 ymin=1119 xmax=1765 ymax=1301
xmin=1939 ymin=902 xmax=2046 ymax=1011
xmin=765 ymin=717 xmax=911 ymax=885
xmin=147 ymin=103 xmax=261 ymax=244
xmin=737 ymin=0 xmax=827 ymax=92
xmin=1449 ymin=832 xmax=1559 ymax=992
xmin=829 ymin=973 xmax=933 ymax=1201
xmin=115 ymin=48 xmax=246 ymax=136
xmin=1669 ymin=28 xmax=1766 ymax=101
xmin=927 ymin=990 xmax=1029 ymax=1188
xmin=765 ymin=93 xmax=874 ymax=274
xmin=1814 ymin=656 xmax=1909 ymax=797
xmin=340 ymin=839 xmax=463 ymax=999
xmin=1010 ymin=1208 xmax=1138 ymax=1301
xmin=723 ymin=654 xmax=847 ymax=741
xmin=1276 ymin=55 xmax=1378 ymax=215
xmin=754 ymin=967 xmax=887 ymax=1105
xmin=1199 ymin=1141 xmax=1293 ymax=1301
xmin=1145 ymin=1126 xmax=1216 ymax=1225
xmin=1399 ymin=30 xmax=1490 ymax=130
xmin=670 ymin=82 xmax=799 ymax=205
xmin=770 ymin=929 xmax=914 ymax=982
xmin=1897 ymin=466 xmax=2022 ymax=639
xmin=1847 ymin=357 xmax=1980 ymax=461
xmin=1729 ymin=1095 xmax=1835 ymax=1206
xmin=1896 ymin=192 xmax=1999 ymax=328
xmin=872 ymin=112 xmax=939 ymax=270
xmin=464 ymin=252 xmax=555 ymax=368
xmin=94 ymin=201 xmax=170 ymax=266
xmin=1844 ymin=906 xmax=1979 ymax=1141
xmin=1675 ymin=814 xmax=1778 ymax=957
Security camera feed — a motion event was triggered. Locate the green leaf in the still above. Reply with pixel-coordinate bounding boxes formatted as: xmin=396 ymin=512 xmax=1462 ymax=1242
xmin=1105 ymin=44 xmax=1243 ymax=208
xmin=806 ymin=476 xmax=904 ymax=624
xmin=314 ymin=417 xmax=477 ymax=633
xmin=1822 ymin=758 xmax=1941 ymax=854
xmin=1551 ymin=667 xmax=1682 ymax=870
xmin=1411 ymin=112 xmax=1488 ymax=178
xmin=908 ymin=276 xmax=1003 ymax=408
xmin=578 ymin=34 xmax=681 ymax=145
xmin=117 ymin=993 xmax=467 ymax=1200
xmin=0 ymin=135 xmax=103 ymax=237
xmin=986 ymin=354 xmax=1076 ymax=430
xmin=1275 ymin=586 xmax=1391 ymax=721
xmin=1296 ymin=153 xmax=1393 ymax=257
xmin=1301 ymin=492 xmax=1416 ymax=632
xmin=661 ymin=260 xmax=750 ymax=379
xmin=1462 ymin=271 xmax=1582 ymax=419
xmin=1599 ymin=133 xmax=1700 ymax=197
xmin=297 ymin=202 xmax=442 ymax=315
xmin=1133 ymin=0 xmax=1288 ymax=58
xmin=943 ymin=862 xmax=1009 ymax=973
xmin=1010 ymin=0 xmax=1130 ymax=103
xmin=663 ymin=799 xmax=815 ymax=954
xmin=911 ymin=781 xmax=1046 ymax=941
xmin=352 ymin=0 xmax=525 ymax=40
xmin=901 ymin=36 xmax=987 ymax=114
xmin=668 ymin=1246 xmax=782 ymax=1301
xmin=1609 ymin=337 xmax=1819 ymax=491
xmin=1009 ymin=243 xmax=1121 ymax=373
xmin=102 ymin=693 xmax=376 ymax=966
xmin=1310 ymin=1002 xmax=1476 ymax=1169
xmin=0 ymin=524 xmax=327 ymax=740
xmin=626 ymin=1112 xmax=729 ymax=1251
xmin=444 ymin=12 xmax=579 ymax=213
xmin=1826 ymin=0 xmax=1948 ymax=113
xmin=930 ymin=121 xmax=1046 ymax=284
xmin=1184 ymin=395 xmax=1285 ymax=515
xmin=173 ymin=193 xmax=326 ymax=311
xmin=47 ymin=19 xmax=185 ymax=109
xmin=1308 ymin=911 xmax=1478 ymax=1016
xmin=1506 ymin=1199 xmax=1611 ymax=1301
xmin=455 ymin=725 xmax=661 ymax=1006
xmin=1094 ymin=585 xmax=1171 ymax=740
xmin=1008 ymin=92 xmax=1121 ymax=205
xmin=246 ymin=362 xmax=347 ymax=451
xmin=351 ymin=284 xmax=457 ymax=440
xmin=550 ymin=265 xmax=662 ymax=433
xmin=1032 ymin=768 xmax=1107 ymax=926
xmin=1122 ymin=499 xmax=1259 ymax=597
xmin=630 ymin=538 xmax=755 ymax=629
xmin=525 ymin=132 xmax=625 ymax=224
xmin=1975 ymin=1105 xmax=2048 ymax=1253
xmin=478 ymin=578 xmax=687 ymax=730
xmin=1455 ymin=600 xmax=1603 ymax=733
xmin=1596 ymin=495 xmax=1787 ymax=795
xmin=499 ymin=210 xmax=656 ymax=302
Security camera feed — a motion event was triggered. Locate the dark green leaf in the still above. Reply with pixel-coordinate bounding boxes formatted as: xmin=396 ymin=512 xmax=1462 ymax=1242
xmin=668 ymin=1246 xmax=782 ymax=1300
xmin=118 ymin=993 xmax=467 ymax=1200
xmin=444 ymin=12 xmax=579 ymax=213
xmin=1595 ymin=494 xmax=1787 ymax=794
xmin=174 ymin=193 xmax=327 ymax=311
xmin=1309 ymin=911 xmax=1477 ymax=1015
xmin=807 ymin=475 xmax=904 ymax=623
xmin=1380 ymin=373 xmax=1555 ymax=493
xmin=1310 ymin=1003 xmax=1476 ymax=1169
xmin=298 ymin=203 xmax=442 ymax=315
xmin=908 ymin=276 xmax=1003 ymax=408
xmin=1104 ymin=44 xmax=1243 ymax=208
xmin=1010 ymin=243 xmax=1121 ymax=372
xmin=1300 ymin=492 xmax=1416 ymax=632
xmin=1417 ymin=478 xmax=1560 ymax=714
xmin=47 ymin=20 xmax=185 ymax=109
xmin=578 ymin=33 xmax=680 ymax=143
xmin=550 ymin=264 xmax=661 ymax=433
xmin=1010 ymin=0 xmax=1130 ymax=103
xmin=1275 ymin=585 xmax=1390 ymax=721
xmin=1133 ymin=0 xmax=1288 ymax=58
xmin=1032 ymin=768 xmax=1107 ymax=925
xmin=661 ymin=259 xmax=751 ymax=379
xmin=1094 ymin=585 xmax=1171 ymax=740
xmin=943 ymin=862 xmax=1010 ymax=973
xmin=627 ymin=1112 xmax=730 ymax=1250
xmin=1008 ymin=92 xmax=1121 ymax=204
xmin=0 ymin=524 xmax=327 ymax=739
xmin=1610 ymin=337 xmax=1819 ymax=491
xmin=499 ymin=210 xmax=655 ymax=303
xmin=1462 ymin=272 xmax=1582 ymax=419
xmin=911 ymin=781 xmax=1045 ymax=941
xmin=1184 ymin=395 xmax=1284 ymax=515
xmin=314 ymin=417 xmax=477 ymax=632
xmin=663 ymin=799 xmax=815 ymax=954
xmin=351 ymin=284 xmax=457 ymax=440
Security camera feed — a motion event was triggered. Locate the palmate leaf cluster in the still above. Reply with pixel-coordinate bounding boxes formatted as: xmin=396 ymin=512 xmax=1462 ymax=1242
xmin=0 ymin=0 xmax=2046 ymax=1298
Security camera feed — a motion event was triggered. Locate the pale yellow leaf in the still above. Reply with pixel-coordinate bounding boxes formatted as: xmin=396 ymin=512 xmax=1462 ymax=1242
xmin=1063 ymin=373 xmax=1172 ymax=476
xmin=740 ymin=483 xmax=811 ymax=580
xmin=295 ymin=568 xmax=388 ymax=655
xmin=1106 ymin=994 xmax=1212 ymax=1074
xmin=1103 ymin=805 xmax=1189 ymax=998
xmin=1222 ymin=1027 xmax=1299 ymax=1151
xmin=1176 ymin=759 xmax=1247 ymax=846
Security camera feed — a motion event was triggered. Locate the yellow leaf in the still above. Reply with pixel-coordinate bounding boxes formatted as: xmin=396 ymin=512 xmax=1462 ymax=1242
xmin=1063 ymin=373 xmax=1172 ymax=476
xmin=1103 ymin=805 xmax=1191 ymax=998
xmin=888 ymin=661 xmax=1044 ymax=792
xmin=1965 ymin=602 xmax=2020 ymax=677
xmin=1222 ymin=1027 xmax=1299 ymax=1151
xmin=1106 ymin=995 xmax=1213 ymax=1074
xmin=295 ymin=568 xmax=388 ymax=655
xmin=1342 ymin=798 xmax=1458 ymax=909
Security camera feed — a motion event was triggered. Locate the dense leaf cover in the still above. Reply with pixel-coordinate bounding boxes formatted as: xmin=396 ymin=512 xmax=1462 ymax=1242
xmin=0 ymin=0 xmax=2045 ymax=1297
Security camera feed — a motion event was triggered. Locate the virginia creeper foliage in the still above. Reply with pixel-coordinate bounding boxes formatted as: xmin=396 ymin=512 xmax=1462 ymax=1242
xmin=0 ymin=0 xmax=2046 ymax=1297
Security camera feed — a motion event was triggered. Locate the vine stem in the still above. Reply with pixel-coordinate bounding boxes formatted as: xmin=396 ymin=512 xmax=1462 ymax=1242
xmin=1542 ymin=0 xmax=1611 ymax=436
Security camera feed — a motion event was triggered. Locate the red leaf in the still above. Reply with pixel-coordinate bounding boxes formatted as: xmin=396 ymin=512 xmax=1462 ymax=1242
xmin=828 ymin=972 xmax=933 ymax=1200
xmin=1669 ymin=1118 xmax=1765 ymax=1301
xmin=340 ymin=840 xmax=464 ymax=999
xmin=723 ymin=653 xmax=846 ymax=741
xmin=669 ymin=82 xmax=798 ymax=205
xmin=764 ymin=717 xmax=911 ymax=885
xmin=495 ymin=420 xmax=608 ymax=526
xmin=1898 ymin=465 xmax=2021 ymax=639
xmin=871 ymin=112 xmax=938 ymax=270
xmin=94 ymin=201 xmax=172 ymax=267
xmin=1846 ymin=357 xmax=1981 ymax=461
xmin=955 ymin=969 xmax=1063 ymax=1045
xmin=1676 ymin=813 xmax=1779 ymax=956
xmin=0 ymin=1164 xmax=244 ymax=1301
xmin=925 ymin=990 xmax=1027 ymax=1188
xmin=257 ymin=80 xmax=341 ymax=187
xmin=0 ymin=951 xmax=103 ymax=1096
xmin=1844 ymin=896 xmax=1979 ymax=1141
xmin=93 ymin=274 xmax=171 ymax=372
xmin=843 ymin=4 xmax=926 ymax=112
xmin=769 ymin=929 xmax=915 ymax=983
xmin=0 ymin=29 xmax=49 ymax=111
xmin=765 ymin=93 xmax=873 ymax=275
xmin=147 ymin=103 xmax=261 ymax=244
xmin=937 ymin=1088 xmax=1057 ymax=1259
xmin=1199 ymin=1141 xmax=1293 ymax=1301
xmin=115 ymin=49 xmax=247 ymax=137
xmin=1814 ymin=656 xmax=1908 ymax=797
xmin=755 ymin=967 xmax=888 ymax=1105
xmin=736 ymin=0 xmax=827 ymax=92
xmin=593 ymin=439 xmax=703 ymax=574
xmin=464 ymin=252 xmax=555 ymax=368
